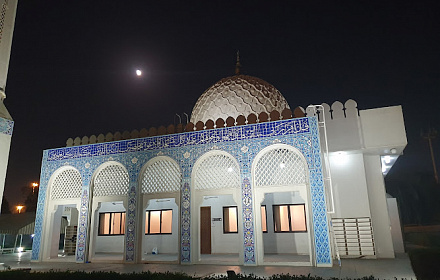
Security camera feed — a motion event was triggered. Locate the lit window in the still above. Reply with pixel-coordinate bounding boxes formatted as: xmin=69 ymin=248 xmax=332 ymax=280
xmin=145 ymin=209 xmax=172 ymax=234
xmin=261 ymin=205 xmax=267 ymax=232
xmin=223 ymin=206 xmax=238 ymax=233
xmin=273 ymin=204 xmax=306 ymax=232
xmin=98 ymin=212 xmax=126 ymax=235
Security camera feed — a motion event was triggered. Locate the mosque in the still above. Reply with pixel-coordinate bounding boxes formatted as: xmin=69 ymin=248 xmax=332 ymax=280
xmin=30 ymin=53 xmax=407 ymax=267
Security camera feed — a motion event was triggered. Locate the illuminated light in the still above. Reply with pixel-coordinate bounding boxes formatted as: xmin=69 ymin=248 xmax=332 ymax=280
xmin=32 ymin=182 xmax=39 ymax=193
xmin=136 ymin=69 xmax=142 ymax=76
xmin=390 ymin=148 xmax=397 ymax=154
xmin=17 ymin=247 xmax=24 ymax=253
xmin=16 ymin=205 xmax=24 ymax=213
xmin=384 ymin=156 xmax=391 ymax=164
xmin=280 ymin=163 xmax=286 ymax=168
xmin=334 ymin=151 xmax=349 ymax=165
xmin=31 ymin=234 xmax=35 ymax=238
xmin=227 ymin=167 xmax=233 ymax=172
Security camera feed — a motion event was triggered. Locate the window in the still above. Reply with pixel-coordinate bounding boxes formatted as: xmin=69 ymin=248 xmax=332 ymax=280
xmin=145 ymin=209 xmax=172 ymax=234
xmin=98 ymin=212 xmax=126 ymax=235
xmin=273 ymin=204 xmax=306 ymax=232
xmin=223 ymin=206 xmax=238 ymax=233
xmin=261 ymin=205 xmax=267 ymax=232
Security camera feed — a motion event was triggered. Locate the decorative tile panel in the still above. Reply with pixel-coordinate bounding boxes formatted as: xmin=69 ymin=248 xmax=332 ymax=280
xmin=0 ymin=117 xmax=13 ymax=135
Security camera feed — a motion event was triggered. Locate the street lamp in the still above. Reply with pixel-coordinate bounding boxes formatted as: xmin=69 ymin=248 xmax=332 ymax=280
xmin=16 ymin=205 xmax=24 ymax=213
xmin=32 ymin=182 xmax=39 ymax=194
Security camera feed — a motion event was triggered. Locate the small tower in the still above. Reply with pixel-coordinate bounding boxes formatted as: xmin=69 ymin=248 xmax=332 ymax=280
xmin=0 ymin=0 xmax=18 ymax=214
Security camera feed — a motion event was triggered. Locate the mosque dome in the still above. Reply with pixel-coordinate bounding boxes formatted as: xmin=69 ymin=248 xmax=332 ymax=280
xmin=190 ymin=74 xmax=290 ymax=124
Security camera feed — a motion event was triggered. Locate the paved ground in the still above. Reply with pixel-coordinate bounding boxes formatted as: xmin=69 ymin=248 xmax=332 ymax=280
xmin=0 ymin=251 xmax=416 ymax=279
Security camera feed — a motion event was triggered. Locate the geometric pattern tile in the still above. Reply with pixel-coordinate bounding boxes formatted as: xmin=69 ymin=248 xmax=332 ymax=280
xmin=194 ymin=153 xmax=240 ymax=190
xmin=93 ymin=164 xmax=129 ymax=197
xmin=51 ymin=168 xmax=82 ymax=200
xmin=141 ymin=158 xmax=181 ymax=193
xmin=0 ymin=117 xmax=13 ymax=135
xmin=255 ymin=148 xmax=306 ymax=187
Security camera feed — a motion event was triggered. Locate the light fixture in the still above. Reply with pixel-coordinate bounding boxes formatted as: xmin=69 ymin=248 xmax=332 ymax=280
xmin=227 ymin=167 xmax=233 ymax=172
xmin=280 ymin=163 xmax=286 ymax=168
xmin=384 ymin=155 xmax=391 ymax=164
xmin=16 ymin=205 xmax=24 ymax=213
xmin=17 ymin=247 xmax=24 ymax=253
xmin=390 ymin=148 xmax=397 ymax=154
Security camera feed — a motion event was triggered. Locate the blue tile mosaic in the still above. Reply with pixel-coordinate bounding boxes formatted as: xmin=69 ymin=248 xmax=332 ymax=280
xmin=0 ymin=117 xmax=13 ymax=135
xmin=31 ymin=117 xmax=331 ymax=266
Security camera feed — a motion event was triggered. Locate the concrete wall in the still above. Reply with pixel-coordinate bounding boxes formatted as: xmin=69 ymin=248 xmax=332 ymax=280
xmin=95 ymin=201 xmax=125 ymax=253
xmin=329 ymin=153 xmax=371 ymax=218
xmin=262 ymin=192 xmax=309 ymax=254
xmin=200 ymin=194 xmax=240 ymax=254
xmin=0 ymin=131 xmax=11 ymax=213
xmin=387 ymin=197 xmax=405 ymax=253
xmin=142 ymin=198 xmax=179 ymax=255
xmin=364 ymin=155 xmax=395 ymax=258
xmin=360 ymin=106 xmax=407 ymax=150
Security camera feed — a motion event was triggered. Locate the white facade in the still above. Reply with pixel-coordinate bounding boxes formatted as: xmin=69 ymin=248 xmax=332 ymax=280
xmin=0 ymin=0 xmax=17 ymax=213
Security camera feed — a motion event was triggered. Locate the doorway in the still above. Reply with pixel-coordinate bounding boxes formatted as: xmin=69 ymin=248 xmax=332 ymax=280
xmin=200 ymin=206 xmax=211 ymax=254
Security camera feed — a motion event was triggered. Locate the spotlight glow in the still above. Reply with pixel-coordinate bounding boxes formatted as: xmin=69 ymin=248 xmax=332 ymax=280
xmin=136 ymin=69 xmax=142 ymax=76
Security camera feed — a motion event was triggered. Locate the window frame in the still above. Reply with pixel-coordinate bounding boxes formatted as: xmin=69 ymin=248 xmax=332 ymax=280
xmin=261 ymin=205 xmax=268 ymax=233
xmin=98 ymin=212 xmax=126 ymax=236
xmin=223 ymin=206 xmax=239 ymax=234
xmin=145 ymin=209 xmax=173 ymax=235
xmin=272 ymin=204 xmax=307 ymax=233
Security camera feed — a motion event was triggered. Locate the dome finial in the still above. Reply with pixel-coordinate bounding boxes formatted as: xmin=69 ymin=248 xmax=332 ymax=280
xmin=235 ymin=50 xmax=241 ymax=75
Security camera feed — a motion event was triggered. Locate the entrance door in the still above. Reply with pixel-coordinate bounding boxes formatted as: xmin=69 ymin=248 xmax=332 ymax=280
xmin=200 ymin=207 xmax=211 ymax=254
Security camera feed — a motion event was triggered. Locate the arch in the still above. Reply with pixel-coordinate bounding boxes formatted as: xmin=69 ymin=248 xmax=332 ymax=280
xmin=88 ymin=161 xmax=129 ymax=262
xmin=137 ymin=156 xmax=182 ymax=263
xmin=191 ymin=150 xmax=243 ymax=265
xmin=251 ymin=144 xmax=313 ymax=266
xmin=41 ymin=166 xmax=83 ymax=261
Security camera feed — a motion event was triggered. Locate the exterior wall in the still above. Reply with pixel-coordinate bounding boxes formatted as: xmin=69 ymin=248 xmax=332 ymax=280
xmin=360 ymin=106 xmax=407 ymax=151
xmin=0 ymin=0 xmax=17 ymax=91
xmin=94 ymin=202 xmax=126 ymax=253
xmin=32 ymin=116 xmax=331 ymax=266
xmin=364 ymin=155 xmax=395 ymax=258
xmin=200 ymin=194 xmax=239 ymax=254
xmin=0 ymin=121 xmax=12 ymax=212
xmin=387 ymin=197 xmax=405 ymax=254
xmin=262 ymin=192 xmax=309 ymax=254
xmin=329 ymin=153 xmax=371 ymax=218
xmin=142 ymin=198 xmax=179 ymax=255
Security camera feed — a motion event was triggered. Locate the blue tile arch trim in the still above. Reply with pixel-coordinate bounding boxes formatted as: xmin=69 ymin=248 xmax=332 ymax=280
xmin=33 ymin=117 xmax=331 ymax=265
xmin=0 ymin=117 xmax=13 ymax=135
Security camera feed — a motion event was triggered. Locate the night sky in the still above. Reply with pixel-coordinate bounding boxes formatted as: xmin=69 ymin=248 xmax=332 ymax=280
xmin=3 ymin=1 xmax=440 ymax=207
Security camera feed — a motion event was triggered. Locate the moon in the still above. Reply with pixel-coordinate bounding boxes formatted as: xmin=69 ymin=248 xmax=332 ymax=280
xmin=136 ymin=69 xmax=142 ymax=76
